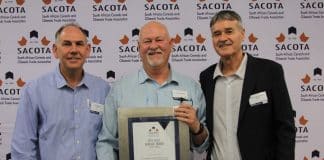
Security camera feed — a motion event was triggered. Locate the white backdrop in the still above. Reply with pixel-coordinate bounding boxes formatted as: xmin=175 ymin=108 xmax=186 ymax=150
xmin=0 ymin=0 xmax=324 ymax=159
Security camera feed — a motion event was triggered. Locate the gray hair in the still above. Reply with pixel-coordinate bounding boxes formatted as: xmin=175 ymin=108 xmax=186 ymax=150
xmin=210 ymin=10 xmax=243 ymax=29
xmin=55 ymin=23 xmax=88 ymax=43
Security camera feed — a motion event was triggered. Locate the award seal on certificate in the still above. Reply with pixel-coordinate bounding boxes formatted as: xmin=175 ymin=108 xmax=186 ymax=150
xmin=118 ymin=107 xmax=190 ymax=160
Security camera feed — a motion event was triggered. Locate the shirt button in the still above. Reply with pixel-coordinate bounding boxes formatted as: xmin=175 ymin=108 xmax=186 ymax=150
xmin=74 ymin=109 xmax=78 ymax=113
xmin=76 ymin=140 xmax=80 ymax=144
xmin=77 ymin=156 xmax=81 ymax=159
xmin=75 ymin=125 xmax=79 ymax=129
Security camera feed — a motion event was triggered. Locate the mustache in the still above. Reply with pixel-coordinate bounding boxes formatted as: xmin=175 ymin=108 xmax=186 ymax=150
xmin=147 ymin=49 xmax=163 ymax=55
xmin=217 ymin=40 xmax=232 ymax=47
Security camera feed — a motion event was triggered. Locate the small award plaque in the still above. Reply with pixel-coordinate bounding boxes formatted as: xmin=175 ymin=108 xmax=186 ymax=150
xmin=118 ymin=107 xmax=190 ymax=160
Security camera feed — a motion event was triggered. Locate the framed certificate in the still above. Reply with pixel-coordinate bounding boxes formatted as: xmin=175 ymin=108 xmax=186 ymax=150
xmin=118 ymin=107 xmax=190 ymax=160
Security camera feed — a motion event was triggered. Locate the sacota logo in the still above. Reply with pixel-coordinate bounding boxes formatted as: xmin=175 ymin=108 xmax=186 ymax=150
xmin=119 ymin=28 xmax=139 ymax=53
xmin=275 ymin=26 xmax=310 ymax=51
xmin=197 ymin=0 xmax=232 ymax=10
xmin=243 ymin=33 xmax=259 ymax=56
xmin=0 ymin=71 xmax=25 ymax=105
xmin=172 ymin=27 xmax=207 ymax=52
xmin=42 ymin=0 xmax=76 ymax=13
xmin=301 ymin=67 xmax=323 ymax=92
xmin=274 ymin=26 xmax=311 ymax=61
xmin=17 ymin=30 xmax=51 ymax=53
xmin=302 ymin=149 xmax=324 ymax=160
xmin=118 ymin=28 xmax=140 ymax=63
xmin=300 ymin=67 xmax=324 ymax=102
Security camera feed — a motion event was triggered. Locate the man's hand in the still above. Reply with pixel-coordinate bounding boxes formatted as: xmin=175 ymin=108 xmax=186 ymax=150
xmin=174 ymin=103 xmax=200 ymax=134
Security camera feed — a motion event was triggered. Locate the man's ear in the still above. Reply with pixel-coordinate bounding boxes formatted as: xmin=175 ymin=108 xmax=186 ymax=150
xmin=137 ymin=40 xmax=140 ymax=50
xmin=85 ymin=43 xmax=91 ymax=58
xmin=52 ymin=44 xmax=58 ymax=59
xmin=241 ymin=28 xmax=246 ymax=42
xmin=169 ymin=38 xmax=175 ymax=47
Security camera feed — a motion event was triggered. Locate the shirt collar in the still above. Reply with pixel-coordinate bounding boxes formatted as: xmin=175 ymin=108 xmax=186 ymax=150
xmin=236 ymin=53 xmax=247 ymax=79
xmin=54 ymin=64 xmax=88 ymax=89
xmin=138 ymin=65 xmax=179 ymax=85
xmin=213 ymin=53 xmax=248 ymax=79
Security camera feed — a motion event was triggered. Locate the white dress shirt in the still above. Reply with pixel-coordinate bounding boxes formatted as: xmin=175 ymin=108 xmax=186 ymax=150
xmin=211 ymin=54 xmax=247 ymax=160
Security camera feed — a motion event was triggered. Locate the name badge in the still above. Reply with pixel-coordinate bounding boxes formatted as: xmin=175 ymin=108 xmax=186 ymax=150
xmin=172 ymin=89 xmax=188 ymax=100
xmin=249 ymin=91 xmax=268 ymax=107
xmin=87 ymin=99 xmax=104 ymax=115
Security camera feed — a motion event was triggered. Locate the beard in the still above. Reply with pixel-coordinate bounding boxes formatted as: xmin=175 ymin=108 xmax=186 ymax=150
xmin=146 ymin=53 xmax=164 ymax=67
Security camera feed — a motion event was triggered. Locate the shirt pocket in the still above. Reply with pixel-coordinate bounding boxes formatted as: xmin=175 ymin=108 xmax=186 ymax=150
xmin=87 ymin=109 xmax=103 ymax=131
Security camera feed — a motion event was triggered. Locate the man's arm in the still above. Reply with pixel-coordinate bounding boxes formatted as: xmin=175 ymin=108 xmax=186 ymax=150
xmin=174 ymin=82 xmax=209 ymax=153
xmin=96 ymin=87 xmax=119 ymax=160
xmin=191 ymin=83 xmax=209 ymax=152
xmin=11 ymin=85 xmax=40 ymax=159
xmin=272 ymin=64 xmax=296 ymax=160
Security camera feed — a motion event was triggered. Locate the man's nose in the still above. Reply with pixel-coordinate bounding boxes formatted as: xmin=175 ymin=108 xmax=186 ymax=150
xmin=70 ymin=43 xmax=78 ymax=52
xmin=149 ymin=40 xmax=159 ymax=49
xmin=218 ymin=33 xmax=228 ymax=41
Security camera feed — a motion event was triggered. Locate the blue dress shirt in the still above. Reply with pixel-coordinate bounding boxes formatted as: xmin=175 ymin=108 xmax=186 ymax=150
xmin=11 ymin=65 xmax=110 ymax=160
xmin=96 ymin=67 xmax=208 ymax=160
